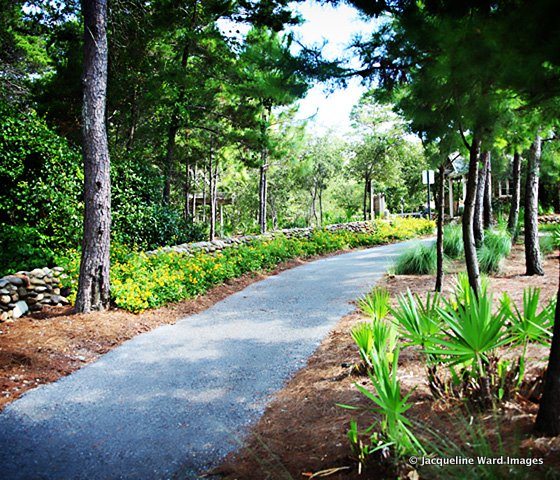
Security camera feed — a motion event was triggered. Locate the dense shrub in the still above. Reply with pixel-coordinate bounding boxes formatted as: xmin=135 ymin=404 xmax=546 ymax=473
xmin=0 ymin=102 xmax=84 ymax=276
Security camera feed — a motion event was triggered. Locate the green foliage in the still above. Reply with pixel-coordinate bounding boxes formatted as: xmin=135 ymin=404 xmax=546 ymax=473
xmin=477 ymin=228 xmax=511 ymax=274
xmin=427 ymin=291 xmax=509 ymax=374
xmin=358 ymin=287 xmax=390 ymax=322
xmin=539 ymin=234 xmax=558 ymax=255
xmin=501 ymin=288 xmax=555 ymax=348
xmin=443 ymin=224 xmax=463 ymax=259
xmin=453 ymin=272 xmax=490 ymax=306
xmin=392 ymin=242 xmax=437 ymax=275
xmin=391 ymin=290 xmax=441 ymax=351
xmin=0 ymin=102 xmax=83 ymax=275
xmin=54 ymin=218 xmax=433 ymax=313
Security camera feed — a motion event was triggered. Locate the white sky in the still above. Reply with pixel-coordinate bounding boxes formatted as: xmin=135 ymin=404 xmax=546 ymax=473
xmin=287 ymin=1 xmax=373 ymax=136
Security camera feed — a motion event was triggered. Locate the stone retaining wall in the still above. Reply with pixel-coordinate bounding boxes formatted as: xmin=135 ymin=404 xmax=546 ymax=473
xmin=0 ymin=221 xmax=375 ymax=322
xmin=0 ymin=268 xmax=69 ymax=322
xmin=152 ymin=221 xmax=375 ymax=255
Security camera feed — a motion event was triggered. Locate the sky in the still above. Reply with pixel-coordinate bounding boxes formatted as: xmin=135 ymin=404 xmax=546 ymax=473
xmin=286 ymin=1 xmax=373 ymax=135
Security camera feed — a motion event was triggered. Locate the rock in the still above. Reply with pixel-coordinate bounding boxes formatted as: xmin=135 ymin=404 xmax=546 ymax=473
xmin=12 ymin=301 xmax=29 ymax=319
xmin=0 ymin=295 xmax=10 ymax=305
xmin=0 ymin=280 xmax=8 ymax=288
xmin=17 ymin=287 xmax=28 ymax=299
xmin=0 ymin=288 xmax=8 ymax=295
xmin=27 ymin=297 xmax=38 ymax=306
xmin=33 ymin=286 xmax=48 ymax=293
xmin=3 ymin=275 xmax=25 ymax=287
xmin=52 ymin=295 xmax=69 ymax=305
xmin=53 ymin=288 xmax=60 ymax=295
xmin=10 ymin=293 xmax=18 ymax=302
xmin=53 ymin=267 xmax=64 ymax=273
xmin=30 ymin=278 xmax=46 ymax=286
xmin=30 ymin=268 xmax=46 ymax=278
xmin=29 ymin=304 xmax=43 ymax=312
xmin=0 ymin=311 xmax=8 ymax=322
xmin=35 ymin=294 xmax=45 ymax=302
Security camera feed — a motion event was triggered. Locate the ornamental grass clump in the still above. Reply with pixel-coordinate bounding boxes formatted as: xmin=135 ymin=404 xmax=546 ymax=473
xmin=392 ymin=242 xmax=437 ymax=275
xmin=443 ymin=224 xmax=464 ymax=259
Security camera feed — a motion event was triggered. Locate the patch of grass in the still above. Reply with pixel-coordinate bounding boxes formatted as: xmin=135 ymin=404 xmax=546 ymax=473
xmin=443 ymin=224 xmax=464 ymax=259
xmin=539 ymin=233 xmax=558 ymax=255
xmin=477 ymin=229 xmax=512 ymax=274
xmin=392 ymin=243 xmax=437 ymax=275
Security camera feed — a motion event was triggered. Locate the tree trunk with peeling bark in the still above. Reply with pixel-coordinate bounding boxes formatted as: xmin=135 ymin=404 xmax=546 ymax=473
xmin=435 ymin=164 xmax=445 ymax=292
xmin=76 ymin=0 xmax=111 ymax=313
xmin=462 ymin=137 xmax=482 ymax=295
xmin=474 ymin=151 xmax=489 ymax=247
xmin=507 ymin=151 xmax=521 ymax=240
xmin=483 ymin=152 xmax=493 ymax=229
xmin=524 ymin=136 xmax=544 ymax=276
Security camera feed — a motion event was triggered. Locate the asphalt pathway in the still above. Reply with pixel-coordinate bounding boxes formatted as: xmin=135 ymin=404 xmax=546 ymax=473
xmin=0 ymin=239 xmax=425 ymax=480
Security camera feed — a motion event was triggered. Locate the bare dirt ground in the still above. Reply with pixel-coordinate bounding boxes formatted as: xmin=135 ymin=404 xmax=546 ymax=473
xmin=214 ymin=245 xmax=559 ymax=480
xmin=0 ymin=257 xmax=321 ymax=410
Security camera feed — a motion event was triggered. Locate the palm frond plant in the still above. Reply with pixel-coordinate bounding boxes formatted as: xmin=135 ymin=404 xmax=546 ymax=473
xmin=358 ymin=287 xmax=390 ymax=322
xmin=391 ymin=289 xmax=441 ymax=355
xmin=340 ymin=349 xmax=425 ymax=467
xmin=351 ymin=317 xmax=398 ymax=372
xmin=453 ymin=271 xmax=489 ymax=306
xmin=425 ymin=288 xmax=511 ymax=407
xmin=500 ymin=288 xmax=555 ymax=385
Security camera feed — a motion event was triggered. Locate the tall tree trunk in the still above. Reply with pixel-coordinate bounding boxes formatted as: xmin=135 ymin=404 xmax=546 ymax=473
xmin=363 ymin=176 xmax=369 ymax=221
xmin=162 ymin=1 xmax=198 ymax=205
xmin=319 ymin=188 xmax=323 ymax=227
xmin=473 ymin=151 xmax=489 ymax=247
xmin=163 ymin=121 xmax=179 ymax=205
xmin=76 ymin=0 xmax=111 ymax=313
xmin=209 ymin=142 xmax=218 ymax=241
xmin=191 ymin=163 xmax=197 ymax=219
xmin=535 ymin=268 xmax=560 ymax=435
xmin=525 ymin=135 xmax=544 ymax=275
xmin=435 ymin=164 xmax=445 ymax=292
xmin=507 ymin=151 xmax=522 ymax=240
xmin=126 ymin=87 xmax=138 ymax=152
xmin=369 ymin=180 xmax=375 ymax=220
xmin=184 ymin=157 xmax=191 ymax=221
xmin=202 ymin=166 xmax=207 ymax=223
xmin=462 ymin=136 xmax=482 ymax=296
xmin=258 ymin=163 xmax=268 ymax=233
xmin=483 ymin=152 xmax=493 ymax=229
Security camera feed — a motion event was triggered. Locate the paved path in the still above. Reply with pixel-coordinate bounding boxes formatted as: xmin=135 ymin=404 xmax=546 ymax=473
xmin=0 ymin=239 xmax=424 ymax=480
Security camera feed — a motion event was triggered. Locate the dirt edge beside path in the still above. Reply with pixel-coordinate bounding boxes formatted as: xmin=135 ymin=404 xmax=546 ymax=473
xmin=0 ymin=255 xmax=328 ymax=410
xmin=214 ymin=246 xmax=559 ymax=480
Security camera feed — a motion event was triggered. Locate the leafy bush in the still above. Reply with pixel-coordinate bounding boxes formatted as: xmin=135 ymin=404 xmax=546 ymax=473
xmin=0 ymin=102 xmax=83 ymax=275
xmin=443 ymin=224 xmax=463 ymax=259
xmin=392 ymin=242 xmax=437 ymax=275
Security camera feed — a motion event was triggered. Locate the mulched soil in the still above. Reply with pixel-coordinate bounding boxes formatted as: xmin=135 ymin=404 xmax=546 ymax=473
xmin=214 ymin=245 xmax=560 ymax=480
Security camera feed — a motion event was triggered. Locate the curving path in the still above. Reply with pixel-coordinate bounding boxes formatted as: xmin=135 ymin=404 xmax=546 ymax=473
xmin=0 ymin=239 xmax=426 ymax=480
